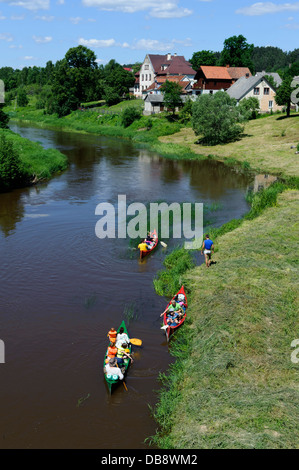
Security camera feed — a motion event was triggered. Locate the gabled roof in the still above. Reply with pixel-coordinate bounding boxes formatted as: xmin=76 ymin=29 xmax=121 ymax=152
xmin=148 ymin=54 xmax=196 ymax=76
xmin=255 ymin=71 xmax=282 ymax=87
xmin=199 ymin=66 xmax=232 ymax=80
xmin=227 ymin=75 xmax=275 ymax=101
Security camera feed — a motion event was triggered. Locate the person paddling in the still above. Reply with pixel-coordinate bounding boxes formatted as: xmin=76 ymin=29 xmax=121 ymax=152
xmin=201 ymin=234 xmax=214 ymax=268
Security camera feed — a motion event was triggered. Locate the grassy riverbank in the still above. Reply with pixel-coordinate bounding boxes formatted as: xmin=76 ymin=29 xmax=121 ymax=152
xmin=152 ymin=188 xmax=299 ymax=449
xmin=159 ymin=113 xmax=299 ymax=178
xmin=0 ymin=128 xmax=68 ymax=191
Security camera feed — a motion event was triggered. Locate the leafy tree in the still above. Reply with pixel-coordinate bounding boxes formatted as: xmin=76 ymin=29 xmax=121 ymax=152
xmin=0 ymin=104 xmax=9 ymax=128
xmin=121 ymin=106 xmax=141 ymax=127
xmin=104 ymin=86 xmax=121 ymax=106
xmin=65 ymin=45 xmax=97 ymax=70
xmin=219 ymin=35 xmax=254 ymax=71
xmin=17 ymin=87 xmax=29 ymax=107
xmin=51 ymin=60 xmax=79 ymax=117
xmin=192 ymin=91 xmax=245 ymax=145
xmin=0 ymin=133 xmax=27 ymax=191
xmin=264 ymin=74 xmax=277 ymax=90
xmin=160 ymin=80 xmax=183 ymax=116
xmin=275 ymin=75 xmax=295 ymax=117
xmin=189 ymin=50 xmax=217 ymax=70
xmin=239 ymin=97 xmax=260 ymax=120
xmin=179 ymin=98 xmax=193 ymax=123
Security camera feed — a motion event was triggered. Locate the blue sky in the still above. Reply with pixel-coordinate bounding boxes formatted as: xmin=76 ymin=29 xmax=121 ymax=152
xmin=0 ymin=0 xmax=299 ymax=69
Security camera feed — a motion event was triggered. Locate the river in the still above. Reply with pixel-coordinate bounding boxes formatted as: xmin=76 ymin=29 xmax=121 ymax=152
xmin=0 ymin=123 xmax=254 ymax=449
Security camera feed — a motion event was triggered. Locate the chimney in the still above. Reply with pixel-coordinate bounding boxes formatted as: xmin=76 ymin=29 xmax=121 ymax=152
xmin=167 ymin=53 xmax=171 ymax=61
xmin=226 ymin=64 xmax=230 ymax=68
xmin=174 ymin=53 xmax=177 ymax=57
xmin=246 ymin=73 xmax=250 ymax=78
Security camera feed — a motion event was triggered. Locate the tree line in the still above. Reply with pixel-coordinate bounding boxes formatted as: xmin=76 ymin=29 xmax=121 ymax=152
xmin=0 ymin=46 xmax=136 ymax=117
xmin=189 ymin=36 xmax=299 ymax=76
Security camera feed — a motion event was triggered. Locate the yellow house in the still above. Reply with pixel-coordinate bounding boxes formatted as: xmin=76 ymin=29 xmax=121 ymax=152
xmin=227 ymin=74 xmax=283 ymax=113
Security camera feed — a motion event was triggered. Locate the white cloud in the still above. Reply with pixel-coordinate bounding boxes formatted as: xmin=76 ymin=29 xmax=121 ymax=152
xmin=23 ymin=55 xmax=36 ymax=60
xmin=70 ymin=16 xmax=83 ymax=24
xmin=11 ymin=15 xmax=25 ymax=19
xmin=9 ymin=43 xmax=23 ymax=48
xmin=79 ymin=37 xmax=117 ymax=48
xmin=0 ymin=33 xmax=13 ymax=41
xmin=236 ymin=2 xmax=299 ymax=16
xmin=0 ymin=14 xmax=6 ymax=19
xmin=131 ymin=37 xmax=192 ymax=51
xmin=35 ymin=14 xmax=54 ymax=20
xmin=33 ymin=35 xmax=52 ymax=43
xmin=82 ymin=0 xmax=193 ymax=18
xmin=284 ymin=21 xmax=299 ymax=28
xmin=0 ymin=0 xmax=49 ymax=10
xmin=78 ymin=36 xmax=192 ymax=51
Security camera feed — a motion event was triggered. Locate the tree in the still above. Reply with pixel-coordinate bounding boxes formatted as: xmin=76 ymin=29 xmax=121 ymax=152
xmin=219 ymin=35 xmax=254 ymax=71
xmin=275 ymin=75 xmax=295 ymax=117
xmin=0 ymin=104 xmax=9 ymax=128
xmin=65 ymin=45 xmax=97 ymax=70
xmin=189 ymin=50 xmax=217 ymax=70
xmin=160 ymin=80 xmax=183 ymax=116
xmin=0 ymin=134 xmax=27 ymax=192
xmin=121 ymin=106 xmax=141 ymax=128
xmin=238 ymin=97 xmax=260 ymax=120
xmin=192 ymin=91 xmax=245 ymax=145
xmin=17 ymin=87 xmax=29 ymax=107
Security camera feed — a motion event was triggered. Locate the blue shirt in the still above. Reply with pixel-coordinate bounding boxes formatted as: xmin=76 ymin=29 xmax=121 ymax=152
xmin=204 ymin=239 xmax=213 ymax=250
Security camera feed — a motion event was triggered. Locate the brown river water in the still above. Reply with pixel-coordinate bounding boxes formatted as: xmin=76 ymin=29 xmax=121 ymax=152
xmin=0 ymin=124 xmax=255 ymax=449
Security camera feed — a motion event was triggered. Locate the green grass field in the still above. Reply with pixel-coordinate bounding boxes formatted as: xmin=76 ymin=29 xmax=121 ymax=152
xmin=151 ymin=189 xmax=299 ymax=449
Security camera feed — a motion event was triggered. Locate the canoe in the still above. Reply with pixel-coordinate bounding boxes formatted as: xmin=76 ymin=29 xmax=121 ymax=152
xmin=161 ymin=285 xmax=188 ymax=342
xmin=103 ymin=320 xmax=131 ymax=395
xmin=140 ymin=229 xmax=158 ymax=260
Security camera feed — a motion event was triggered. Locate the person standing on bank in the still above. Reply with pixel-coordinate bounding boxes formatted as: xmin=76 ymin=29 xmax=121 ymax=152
xmin=201 ymin=234 xmax=214 ymax=268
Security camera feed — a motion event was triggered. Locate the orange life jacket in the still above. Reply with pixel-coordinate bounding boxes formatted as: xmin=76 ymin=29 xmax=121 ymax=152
xmin=108 ymin=329 xmax=117 ymax=343
xmin=107 ymin=346 xmax=117 ymax=358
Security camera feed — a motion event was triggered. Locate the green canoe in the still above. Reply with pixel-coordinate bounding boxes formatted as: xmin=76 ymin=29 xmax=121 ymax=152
xmin=103 ymin=320 xmax=131 ymax=395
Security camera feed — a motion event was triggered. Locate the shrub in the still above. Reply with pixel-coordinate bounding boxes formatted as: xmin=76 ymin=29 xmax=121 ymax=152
xmin=192 ymin=91 xmax=245 ymax=145
xmin=0 ymin=133 xmax=28 ymax=191
xmin=121 ymin=106 xmax=141 ymax=128
xmin=17 ymin=87 xmax=29 ymax=107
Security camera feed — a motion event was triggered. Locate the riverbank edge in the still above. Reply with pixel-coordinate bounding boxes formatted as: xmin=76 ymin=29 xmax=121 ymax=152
xmin=0 ymin=127 xmax=68 ymax=192
xmin=7 ymin=111 xmax=258 ymax=178
xmin=149 ymin=187 xmax=299 ymax=449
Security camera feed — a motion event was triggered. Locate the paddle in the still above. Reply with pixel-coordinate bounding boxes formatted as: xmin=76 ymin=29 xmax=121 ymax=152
xmin=160 ymin=241 xmax=167 ymax=248
xmin=123 ymin=380 xmax=128 ymax=391
xmin=130 ymin=338 xmax=142 ymax=346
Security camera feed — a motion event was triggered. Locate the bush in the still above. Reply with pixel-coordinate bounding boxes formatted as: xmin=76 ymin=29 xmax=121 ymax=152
xmin=192 ymin=91 xmax=245 ymax=145
xmin=121 ymin=106 xmax=141 ymax=128
xmin=0 ymin=133 xmax=28 ymax=191
xmin=17 ymin=87 xmax=29 ymax=107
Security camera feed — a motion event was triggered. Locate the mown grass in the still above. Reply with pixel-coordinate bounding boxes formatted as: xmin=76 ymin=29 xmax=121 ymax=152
xmin=0 ymin=128 xmax=68 ymax=190
xmin=150 ymin=189 xmax=299 ymax=449
xmin=159 ymin=113 xmax=299 ymax=178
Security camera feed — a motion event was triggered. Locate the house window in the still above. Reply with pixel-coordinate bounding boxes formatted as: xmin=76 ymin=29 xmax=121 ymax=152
xmin=264 ymin=88 xmax=270 ymax=95
xmin=254 ymin=88 xmax=260 ymax=95
xmin=142 ymin=74 xmax=144 ymax=81
xmin=145 ymin=74 xmax=147 ymax=81
xmin=149 ymin=74 xmax=151 ymax=81
xmin=144 ymin=65 xmax=149 ymax=70
xmin=269 ymin=101 xmax=273 ymax=109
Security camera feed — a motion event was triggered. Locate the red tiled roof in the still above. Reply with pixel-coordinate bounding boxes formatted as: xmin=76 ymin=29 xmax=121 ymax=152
xmin=200 ymin=66 xmax=232 ymax=80
xmin=227 ymin=67 xmax=252 ymax=79
xmin=148 ymin=54 xmax=196 ymax=76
